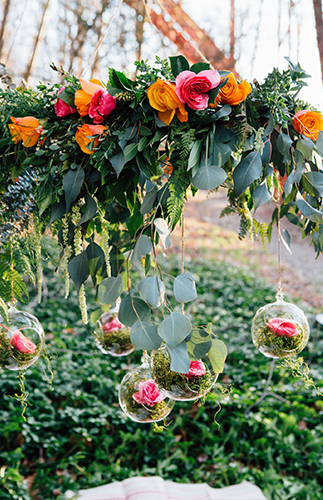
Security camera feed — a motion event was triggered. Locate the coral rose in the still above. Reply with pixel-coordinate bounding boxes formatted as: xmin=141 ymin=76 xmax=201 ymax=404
xmin=267 ymin=317 xmax=300 ymax=337
xmin=292 ymin=110 xmax=323 ymax=141
xmin=88 ymin=89 xmax=116 ymax=124
xmin=103 ymin=317 xmax=124 ymax=333
xmin=74 ymin=78 xmax=104 ymax=117
xmin=75 ymin=123 xmax=106 ymax=154
xmin=182 ymin=360 xmax=206 ymax=378
xmin=176 ymin=69 xmax=221 ymax=110
xmin=132 ymin=379 xmax=166 ymax=407
xmin=10 ymin=330 xmax=37 ymax=354
xmin=54 ymin=87 xmax=77 ymax=117
xmin=211 ymin=72 xmax=252 ymax=107
xmin=8 ymin=116 xmax=43 ymax=147
xmin=147 ymin=79 xmax=188 ymax=125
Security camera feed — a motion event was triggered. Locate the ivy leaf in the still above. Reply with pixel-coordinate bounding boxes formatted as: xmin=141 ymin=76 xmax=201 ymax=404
xmin=68 ymin=252 xmax=90 ymax=293
xmin=118 ymin=295 xmax=151 ymax=327
xmin=173 ymin=272 xmax=197 ymax=303
xmin=154 ymin=218 xmax=171 ymax=249
xmin=98 ymin=275 xmax=124 ymax=305
xmin=63 ymin=165 xmax=85 ymax=213
xmin=158 ymin=312 xmax=191 ymax=349
xmin=130 ymin=234 xmax=153 ymax=264
xmin=130 ymin=321 xmax=161 ymax=350
xmin=138 ymin=276 xmax=165 ymax=308
xmin=233 ymin=151 xmax=262 ymax=196
xmin=168 ymin=342 xmax=190 ymax=373
xmin=169 ymin=55 xmax=190 ymax=77
xmin=208 ymin=339 xmax=227 ymax=373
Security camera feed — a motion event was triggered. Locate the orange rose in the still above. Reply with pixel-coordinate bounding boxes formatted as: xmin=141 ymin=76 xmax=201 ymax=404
xmin=75 ymin=123 xmax=107 ymax=154
xmin=210 ymin=72 xmax=252 ymax=107
xmin=292 ymin=110 xmax=323 ymax=141
xmin=8 ymin=116 xmax=43 ymax=147
xmin=147 ymin=79 xmax=187 ymax=125
xmin=74 ymin=78 xmax=104 ymax=117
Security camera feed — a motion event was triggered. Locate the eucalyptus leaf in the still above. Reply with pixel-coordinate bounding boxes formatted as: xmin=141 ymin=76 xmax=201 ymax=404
xmin=138 ymin=276 xmax=165 ymax=308
xmin=130 ymin=234 xmax=153 ymax=264
xmin=154 ymin=218 xmax=171 ymax=249
xmin=130 ymin=321 xmax=161 ymax=350
xmin=168 ymin=342 xmax=190 ymax=373
xmin=68 ymin=252 xmax=90 ymax=294
xmin=79 ymin=194 xmax=97 ymax=225
xmin=187 ymin=329 xmax=212 ymax=361
xmin=188 ymin=141 xmax=201 ymax=171
xmin=212 ymin=142 xmax=232 ymax=167
xmin=302 ymin=171 xmax=323 ymax=198
xmin=86 ymin=241 xmax=105 ymax=283
xmin=233 ymin=151 xmax=262 ymax=196
xmin=123 ymin=143 xmax=138 ymax=163
xmin=173 ymin=272 xmax=197 ymax=303
xmin=281 ymin=229 xmax=292 ymax=255
xmin=118 ymin=295 xmax=151 ymax=327
xmin=158 ymin=312 xmax=192 ymax=349
xmin=191 ymin=162 xmax=227 ymax=191
xmin=208 ymin=339 xmax=227 ymax=373
xmin=140 ymin=186 xmax=157 ymax=214
xmin=98 ymin=275 xmax=124 ymax=305
xmin=63 ymin=165 xmax=85 ymax=213
xmin=110 ymin=150 xmax=125 ymax=177
xmin=253 ymin=181 xmax=271 ymax=212
xmin=296 ymin=193 xmax=323 ymax=224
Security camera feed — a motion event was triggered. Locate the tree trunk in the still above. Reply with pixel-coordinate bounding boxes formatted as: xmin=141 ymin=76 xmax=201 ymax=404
xmin=313 ymin=0 xmax=323 ymax=83
xmin=0 ymin=0 xmax=11 ymax=59
xmin=23 ymin=0 xmax=51 ymax=83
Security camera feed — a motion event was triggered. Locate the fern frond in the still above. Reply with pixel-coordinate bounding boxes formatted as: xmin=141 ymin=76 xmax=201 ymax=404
xmin=166 ymin=168 xmax=190 ymax=230
xmin=220 ymin=206 xmax=238 ymax=218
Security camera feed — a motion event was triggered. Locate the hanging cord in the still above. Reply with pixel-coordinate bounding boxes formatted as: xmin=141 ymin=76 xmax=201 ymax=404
xmin=181 ymin=210 xmax=185 ymax=314
xmin=275 ymin=173 xmax=283 ymax=298
xmin=82 ymin=0 xmax=124 ymax=78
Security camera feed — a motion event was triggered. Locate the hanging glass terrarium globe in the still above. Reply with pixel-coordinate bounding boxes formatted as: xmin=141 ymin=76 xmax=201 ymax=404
xmin=118 ymin=354 xmax=175 ymax=423
xmin=0 ymin=305 xmax=45 ymax=370
xmin=251 ymin=291 xmax=310 ymax=359
xmin=94 ymin=300 xmax=134 ymax=357
xmin=151 ymin=346 xmax=218 ymax=401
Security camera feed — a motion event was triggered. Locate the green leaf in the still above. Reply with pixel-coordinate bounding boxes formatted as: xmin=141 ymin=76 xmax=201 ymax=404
xmin=208 ymin=339 xmax=227 ymax=373
xmin=49 ymin=199 xmax=66 ymax=224
xmin=187 ymin=329 xmax=212 ymax=361
xmin=154 ymin=218 xmax=171 ymax=249
xmin=296 ymin=193 xmax=323 ymax=224
xmin=169 ymin=55 xmax=190 ymax=77
xmin=138 ymin=276 xmax=165 ymax=308
xmin=212 ymin=142 xmax=232 ymax=167
xmin=63 ymin=165 xmax=85 ymax=213
xmin=86 ymin=241 xmax=105 ymax=283
xmin=277 ymin=131 xmax=292 ymax=163
xmin=188 ymin=141 xmax=202 ymax=171
xmin=123 ymin=143 xmax=138 ymax=163
xmin=213 ymin=104 xmax=232 ymax=120
xmin=303 ymin=172 xmax=323 ymax=198
xmin=110 ymin=151 xmax=125 ymax=177
xmin=130 ymin=321 xmax=161 ymax=350
xmin=118 ymin=295 xmax=151 ymax=327
xmin=173 ymin=272 xmax=197 ymax=303
xmin=158 ymin=312 xmax=192 ymax=349
xmin=296 ymin=137 xmax=314 ymax=160
xmin=79 ymin=194 xmax=97 ymax=225
xmin=253 ymin=181 xmax=271 ymax=212
xmin=190 ymin=62 xmax=210 ymax=73
xmin=207 ymin=86 xmax=220 ymax=105
xmin=98 ymin=275 xmax=124 ymax=305
xmin=130 ymin=234 xmax=153 ymax=264
xmin=168 ymin=342 xmax=190 ymax=373
xmin=284 ymin=149 xmax=305 ymax=195
xmin=68 ymin=252 xmax=90 ymax=294
xmin=0 ymin=297 xmax=9 ymax=324
xmin=90 ymin=308 xmax=102 ymax=325
xmin=57 ymin=89 xmax=75 ymax=108
xmin=233 ymin=151 xmax=262 ymax=196
xmin=315 ymin=130 xmax=323 ymax=156
xmin=191 ymin=159 xmax=227 ymax=190
xmin=140 ymin=186 xmax=157 ymax=214
xmin=281 ymin=228 xmax=292 ymax=255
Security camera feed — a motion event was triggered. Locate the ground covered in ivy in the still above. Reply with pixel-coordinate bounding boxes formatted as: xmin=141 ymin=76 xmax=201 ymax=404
xmin=0 ymin=256 xmax=323 ymax=500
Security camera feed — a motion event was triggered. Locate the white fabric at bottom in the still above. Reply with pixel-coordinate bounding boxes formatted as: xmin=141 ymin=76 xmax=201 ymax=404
xmin=65 ymin=476 xmax=267 ymax=500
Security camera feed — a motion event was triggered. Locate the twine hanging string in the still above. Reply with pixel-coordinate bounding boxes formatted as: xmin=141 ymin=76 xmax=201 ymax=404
xmin=181 ymin=210 xmax=185 ymax=314
xmin=82 ymin=0 xmax=124 ymax=78
xmin=276 ymin=174 xmax=283 ymax=298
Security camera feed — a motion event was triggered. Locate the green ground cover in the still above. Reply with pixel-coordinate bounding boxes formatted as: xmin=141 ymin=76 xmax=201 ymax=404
xmin=0 ymin=257 xmax=322 ymax=500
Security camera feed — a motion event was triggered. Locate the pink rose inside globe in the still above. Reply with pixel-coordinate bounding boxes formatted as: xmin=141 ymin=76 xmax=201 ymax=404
xmin=9 ymin=330 xmax=37 ymax=354
xmin=182 ymin=360 xmax=206 ymax=378
xmin=267 ymin=317 xmax=300 ymax=337
xmin=103 ymin=317 xmax=124 ymax=333
xmin=132 ymin=379 xmax=166 ymax=407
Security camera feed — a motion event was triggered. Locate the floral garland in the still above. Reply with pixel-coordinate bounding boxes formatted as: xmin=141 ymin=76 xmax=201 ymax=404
xmin=0 ymin=55 xmax=323 ymax=373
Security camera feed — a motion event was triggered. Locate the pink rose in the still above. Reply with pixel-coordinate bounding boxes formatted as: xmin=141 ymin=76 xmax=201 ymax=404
xmin=103 ymin=317 xmax=124 ymax=333
xmin=9 ymin=330 xmax=37 ymax=354
xmin=182 ymin=360 xmax=206 ymax=378
xmin=132 ymin=379 xmax=166 ymax=407
xmin=54 ymin=87 xmax=77 ymax=117
xmin=88 ymin=89 xmax=116 ymax=124
xmin=267 ymin=317 xmax=300 ymax=337
xmin=175 ymin=69 xmax=221 ymax=110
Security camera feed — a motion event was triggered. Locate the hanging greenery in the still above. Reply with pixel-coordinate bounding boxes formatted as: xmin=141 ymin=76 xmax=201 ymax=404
xmin=0 ymin=54 xmax=322 ymax=374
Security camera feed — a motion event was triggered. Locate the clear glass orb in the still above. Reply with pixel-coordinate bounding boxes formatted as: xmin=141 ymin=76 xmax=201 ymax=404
xmin=95 ymin=301 xmax=134 ymax=357
xmin=151 ymin=346 xmax=218 ymax=401
xmin=251 ymin=291 xmax=310 ymax=359
xmin=0 ymin=306 xmax=45 ymax=370
xmin=118 ymin=358 xmax=175 ymax=423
